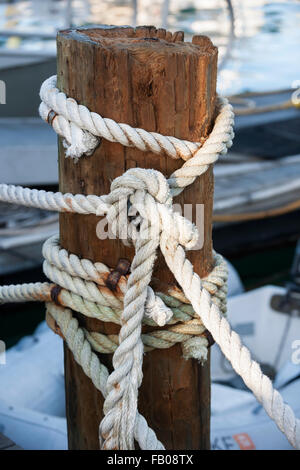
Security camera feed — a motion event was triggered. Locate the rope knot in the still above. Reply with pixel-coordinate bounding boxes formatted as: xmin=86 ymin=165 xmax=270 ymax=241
xmin=97 ymin=168 xmax=199 ymax=251
xmin=111 ymin=168 xmax=172 ymax=205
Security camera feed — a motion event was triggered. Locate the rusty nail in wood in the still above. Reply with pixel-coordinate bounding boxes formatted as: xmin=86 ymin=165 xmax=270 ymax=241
xmin=105 ymin=258 xmax=130 ymax=291
xmin=47 ymin=109 xmax=58 ymax=126
xmin=50 ymin=285 xmax=63 ymax=306
xmin=202 ymin=330 xmax=215 ymax=348
xmin=53 ymin=321 xmax=64 ymax=340
xmin=46 ymin=311 xmax=64 ymax=340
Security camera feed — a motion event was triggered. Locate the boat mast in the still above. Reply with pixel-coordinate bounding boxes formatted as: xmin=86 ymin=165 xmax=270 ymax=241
xmin=65 ymin=0 xmax=73 ymax=28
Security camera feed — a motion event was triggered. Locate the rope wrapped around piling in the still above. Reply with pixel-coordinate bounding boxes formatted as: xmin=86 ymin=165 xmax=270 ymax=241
xmin=0 ymin=76 xmax=299 ymax=450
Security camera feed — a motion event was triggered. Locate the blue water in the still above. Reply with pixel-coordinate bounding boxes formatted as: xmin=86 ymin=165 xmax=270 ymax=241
xmin=1 ymin=0 xmax=300 ymax=95
xmin=216 ymin=1 xmax=300 ymax=95
xmin=167 ymin=0 xmax=300 ymax=94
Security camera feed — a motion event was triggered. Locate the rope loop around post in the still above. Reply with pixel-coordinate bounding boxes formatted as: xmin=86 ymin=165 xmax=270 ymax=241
xmin=39 ymin=75 xmax=234 ymax=197
xmin=0 ymin=73 xmax=299 ymax=450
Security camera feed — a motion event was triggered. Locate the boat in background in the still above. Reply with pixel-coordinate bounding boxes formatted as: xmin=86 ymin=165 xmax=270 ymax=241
xmin=211 ymin=244 xmax=300 ymax=449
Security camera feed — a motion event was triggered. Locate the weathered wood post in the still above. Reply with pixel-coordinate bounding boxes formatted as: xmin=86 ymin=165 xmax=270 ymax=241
xmin=57 ymin=26 xmax=218 ymax=450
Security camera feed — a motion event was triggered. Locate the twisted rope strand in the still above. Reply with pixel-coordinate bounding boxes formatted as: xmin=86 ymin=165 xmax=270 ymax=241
xmin=99 ymin=174 xmax=171 ymax=449
xmin=39 ymin=75 xmax=234 ymax=197
xmin=43 ymin=235 xmax=174 ymax=326
xmin=0 ymin=282 xmax=52 ymax=304
xmin=0 ymin=97 xmax=233 ymax=208
xmin=40 ymin=76 xmax=203 ymax=161
xmin=46 ymin=302 xmax=164 ymax=450
xmin=160 ymin=232 xmax=300 ymax=450
xmin=1 ymin=74 xmax=298 ymax=451
xmin=0 ymin=183 xmax=104 ymax=214
xmin=0 ymin=281 xmax=211 ymax=356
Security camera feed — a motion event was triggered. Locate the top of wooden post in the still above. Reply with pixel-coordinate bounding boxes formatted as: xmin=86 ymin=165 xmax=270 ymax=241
xmin=57 ymin=26 xmax=217 ymax=144
xmin=58 ymin=24 xmax=215 ymax=50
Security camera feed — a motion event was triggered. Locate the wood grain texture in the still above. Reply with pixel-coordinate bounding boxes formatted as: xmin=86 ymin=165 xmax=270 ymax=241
xmin=57 ymin=25 xmax=218 ymax=450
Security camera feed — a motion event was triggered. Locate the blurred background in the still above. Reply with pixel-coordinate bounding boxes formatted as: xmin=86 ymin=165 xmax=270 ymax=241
xmin=0 ymin=0 xmax=300 ymax=99
xmin=0 ymin=0 xmax=300 ymax=451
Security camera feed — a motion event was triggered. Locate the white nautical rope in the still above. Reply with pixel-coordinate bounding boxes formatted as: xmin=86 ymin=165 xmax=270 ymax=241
xmin=1 ymin=74 xmax=299 ymax=450
xmin=39 ymin=75 xmax=203 ymax=161
xmin=80 ymin=320 xmax=208 ymax=356
xmin=0 ymin=282 xmax=52 ymax=303
xmin=0 ymin=183 xmax=102 ymax=214
xmin=43 ymin=235 xmax=173 ymax=327
xmin=0 ymin=93 xmax=233 ymax=208
xmin=98 ymin=168 xmax=195 ymax=449
xmin=1 ymin=234 xmax=227 ymax=331
xmin=46 ymin=302 xmax=164 ymax=450
xmin=1 ymin=232 xmax=222 ymax=358
xmin=98 ymin=166 xmax=300 ymax=450
xmin=0 ymin=279 xmax=210 ymax=356
xmin=159 ymin=232 xmax=300 ymax=449
xmin=42 ymin=235 xmax=227 ymax=320
xmin=39 ymin=75 xmax=234 ymax=196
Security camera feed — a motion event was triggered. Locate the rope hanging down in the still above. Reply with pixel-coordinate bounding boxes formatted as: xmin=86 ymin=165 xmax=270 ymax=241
xmin=0 ymin=76 xmax=299 ymax=450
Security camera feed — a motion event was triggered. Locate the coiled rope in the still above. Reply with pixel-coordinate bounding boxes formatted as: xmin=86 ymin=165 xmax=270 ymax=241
xmin=0 ymin=76 xmax=299 ymax=450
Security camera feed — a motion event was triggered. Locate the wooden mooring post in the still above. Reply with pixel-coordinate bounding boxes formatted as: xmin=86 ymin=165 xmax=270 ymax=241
xmin=57 ymin=26 xmax=218 ymax=450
